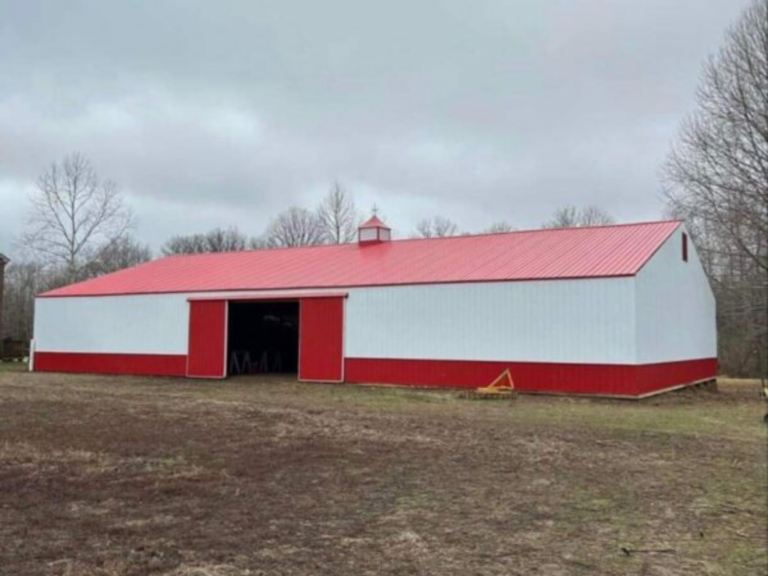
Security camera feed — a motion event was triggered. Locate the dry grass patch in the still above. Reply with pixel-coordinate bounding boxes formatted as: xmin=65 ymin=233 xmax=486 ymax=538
xmin=0 ymin=372 xmax=764 ymax=576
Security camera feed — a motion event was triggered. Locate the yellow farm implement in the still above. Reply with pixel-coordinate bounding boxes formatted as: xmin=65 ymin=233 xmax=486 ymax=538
xmin=459 ymin=369 xmax=517 ymax=400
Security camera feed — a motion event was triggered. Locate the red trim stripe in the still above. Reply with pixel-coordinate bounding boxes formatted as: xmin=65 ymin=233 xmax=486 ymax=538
xmin=34 ymin=352 xmax=186 ymax=377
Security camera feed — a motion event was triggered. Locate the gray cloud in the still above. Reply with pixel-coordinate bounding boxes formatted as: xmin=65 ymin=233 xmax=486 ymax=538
xmin=0 ymin=0 xmax=753 ymax=256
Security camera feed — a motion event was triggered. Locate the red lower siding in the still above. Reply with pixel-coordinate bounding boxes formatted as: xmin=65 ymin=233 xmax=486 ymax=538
xmin=345 ymin=357 xmax=718 ymax=396
xmin=34 ymin=352 xmax=187 ymax=377
xmin=33 ymin=351 xmax=718 ymax=397
xmin=635 ymin=358 xmax=718 ymax=396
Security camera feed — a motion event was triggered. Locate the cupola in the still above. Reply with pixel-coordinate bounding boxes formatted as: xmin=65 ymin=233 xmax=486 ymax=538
xmin=358 ymin=215 xmax=391 ymax=244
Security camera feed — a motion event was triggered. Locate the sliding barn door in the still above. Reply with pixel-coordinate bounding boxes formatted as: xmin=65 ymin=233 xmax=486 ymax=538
xmin=299 ymin=297 xmax=344 ymax=382
xmin=187 ymin=300 xmax=227 ymax=378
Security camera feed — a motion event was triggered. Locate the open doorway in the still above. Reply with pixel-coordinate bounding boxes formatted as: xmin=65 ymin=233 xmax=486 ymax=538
xmin=227 ymin=301 xmax=299 ymax=376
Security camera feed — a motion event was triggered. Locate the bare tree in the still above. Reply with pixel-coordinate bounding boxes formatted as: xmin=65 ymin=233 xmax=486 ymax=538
xmin=579 ymin=205 xmax=616 ymax=226
xmin=264 ymin=207 xmax=325 ymax=248
xmin=415 ymin=216 xmax=459 ymax=238
xmin=22 ymin=153 xmax=133 ymax=280
xmin=2 ymin=262 xmax=34 ymax=343
xmin=543 ymin=205 xmax=615 ymax=228
xmin=1 ymin=259 xmax=79 ymax=345
xmin=161 ymin=227 xmax=249 ymax=255
xmin=2 ymin=261 xmax=48 ymax=343
xmin=664 ymin=0 xmax=767 ymax=275
xmin=81 ymin=236 xmax=152 ymax=277
xmin=162 ymin=234 xmax=207 ymax=255
xmin=248 ymin=235 xmax=269 ymax=250
xmin=318 ymin=182 xmax=359 ymax=244
xmin=485 ymin=221 xmax=515 ymax=233
xmin=544 ymin=205 xmax=579 ymax=228
xmin=205 ymin=227 xmax=248 ymax=252
xmin=663 ymin=0 xmax=768 ymax=379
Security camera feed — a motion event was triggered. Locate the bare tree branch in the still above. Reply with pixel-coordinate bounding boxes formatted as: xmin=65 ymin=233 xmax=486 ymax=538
xmin=662 ymin=0 xmax=768 ymax=378
xmin=414 ymin=216 xmax=459 ymax=238
xmin=542 ymin=205 xmax=615 ymax=228
xmin=485 ymin=221 xmax=516 ymax=233
xmin=161 ymin=227 xmax=250 ymax=255
xmin=265 ymin=207 xmax=325 ymax=248
xmin=317 ymin=182 xmax=360 ymax=244
xmin=22 ymin=153 xmax=134 ymax=280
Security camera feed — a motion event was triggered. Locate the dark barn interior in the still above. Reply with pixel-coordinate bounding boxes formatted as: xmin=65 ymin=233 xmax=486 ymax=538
xmin=227 ymin=301 xmax=299 ymax=376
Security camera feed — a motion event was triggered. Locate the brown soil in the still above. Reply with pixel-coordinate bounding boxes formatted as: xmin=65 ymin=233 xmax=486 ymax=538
xmin=0 ymin=371 xmax=765 ymax=576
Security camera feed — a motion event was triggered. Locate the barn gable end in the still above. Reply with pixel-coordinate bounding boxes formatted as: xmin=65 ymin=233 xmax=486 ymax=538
xmin=633 ymin=224 xmax=717 ymax=393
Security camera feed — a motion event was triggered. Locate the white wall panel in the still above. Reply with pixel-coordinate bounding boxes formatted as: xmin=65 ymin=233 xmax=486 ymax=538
xmin=634 ymin=225 xmax=717 ymax=363
xmin=35 ymin=280 xmax=638 ymax=365
xmin=344 ymin=278 xmax=636 ymax=364
xmin=35 ymin=294 xmax=191 ymax=354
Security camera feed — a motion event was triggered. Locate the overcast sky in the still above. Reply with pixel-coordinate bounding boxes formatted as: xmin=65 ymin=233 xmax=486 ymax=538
xmin=0 ymin=0 xmax=752 ymax=257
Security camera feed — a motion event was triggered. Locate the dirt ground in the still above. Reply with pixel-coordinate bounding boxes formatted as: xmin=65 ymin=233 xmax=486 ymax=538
xmin=0 ymin=366 xmax=766 ymax=576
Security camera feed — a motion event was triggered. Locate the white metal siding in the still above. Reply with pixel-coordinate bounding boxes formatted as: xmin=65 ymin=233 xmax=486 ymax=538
xmin=34 ymin=294 xmax=190 ymax=355
xmin=345 ymin=278 xmax=636 ymax=364
xmin=35 ymin=280 xmax=637 ymax=365
xmin=359 ymin=228 xmax=378 ymax=242
xmin=634 ymin=225 xmax=717 ymax=364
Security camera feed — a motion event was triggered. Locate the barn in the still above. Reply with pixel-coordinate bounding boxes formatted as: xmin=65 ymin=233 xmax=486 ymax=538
xmin=32 ymin=218 xmax=717 ymax=397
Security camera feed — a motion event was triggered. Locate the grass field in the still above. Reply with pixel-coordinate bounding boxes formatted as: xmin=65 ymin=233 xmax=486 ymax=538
xmin=0 ymin=370 xmax=765 ymax=576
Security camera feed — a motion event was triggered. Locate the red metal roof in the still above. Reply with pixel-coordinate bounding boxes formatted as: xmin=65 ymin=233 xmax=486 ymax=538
xmin=40 ymin=221 xmax=681 ymax=297
xmin=359 ymin=215 xmax=390 ymax=229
